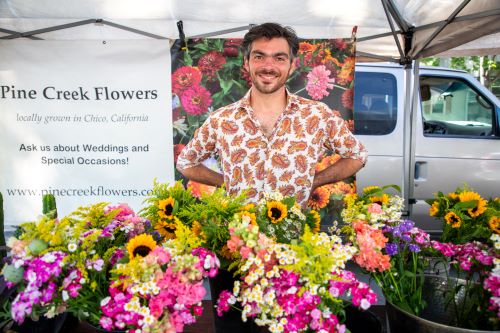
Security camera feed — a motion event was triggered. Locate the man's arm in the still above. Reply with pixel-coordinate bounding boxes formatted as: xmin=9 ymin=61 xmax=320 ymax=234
xmin=311 ymin=158 xmax=363 ymax=191
xmin=178 ymin=164 xmax=224 ymax=188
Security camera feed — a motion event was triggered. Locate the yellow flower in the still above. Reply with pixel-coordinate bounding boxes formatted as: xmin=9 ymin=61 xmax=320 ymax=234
xmin=444 ymin=212 xmax=462 ymax=228
xmin=155 ymin=220 xmax=177 ymax=240
xmin=241 ymin=204 xmax=255 ymax=212
xmin=158 ymin=197 xmax=175 ymax=220
xmin=489 ymin=216 xmax=500 ymax=234
xmin=126 ymin=234 xmax=157 ymax=261
xmin=267 ymin=201 xmax=287 ymax=224
xmin=458 ymin=191 xmax=487 ymax=217
xmin=429 ymin=202 xmax=439 ymax=217
xmin=363 ymin=186 xmax=380 ymax=194
xmin=191 ymin=220 xmax=203 ymax=237
xmin=370 ymin=194 xmax=390 ymax=206
xmin=448 ymin=192 xmax=458 ymax=200
xmin=240 ymin=211 xmax=257 ymax=225
xmin=310 ymin=210 xmax=321 ymax=233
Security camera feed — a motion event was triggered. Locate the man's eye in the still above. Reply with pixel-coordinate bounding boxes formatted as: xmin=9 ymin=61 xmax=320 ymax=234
xmin=276 ymin=57 xmax=286 ymax=62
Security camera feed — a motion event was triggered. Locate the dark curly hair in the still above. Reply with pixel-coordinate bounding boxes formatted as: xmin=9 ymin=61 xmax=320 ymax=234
xmin=242 ymin=23 xmax=299 ymax=62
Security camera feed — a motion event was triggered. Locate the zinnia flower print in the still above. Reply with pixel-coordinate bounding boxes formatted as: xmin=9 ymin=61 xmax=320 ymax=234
xmin=198 ymin=51 xmax=226 ymax=79
xmin=172 ymin=66 xmax=202 ymax=95
xmin=180 ymin=85 xmax=212 ymax=116
xmin=306 ymin=65 xmax=335 ymax=100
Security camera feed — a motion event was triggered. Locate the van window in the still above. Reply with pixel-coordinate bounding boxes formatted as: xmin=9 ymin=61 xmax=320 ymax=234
xmin=420 ymin=76 xmax=494 ymax=137
xmin=353 ymin=72 xmax=397 ymax=135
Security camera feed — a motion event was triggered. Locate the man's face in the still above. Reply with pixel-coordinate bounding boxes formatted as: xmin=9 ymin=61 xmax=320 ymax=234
xmin=244 ymin=37 xmax=295 ymax=95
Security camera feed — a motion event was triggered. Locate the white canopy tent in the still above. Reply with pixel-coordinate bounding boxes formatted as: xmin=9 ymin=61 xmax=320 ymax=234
xmin=1 ymin=0 xmax=499 ymax=63
xmin=1 ymin=0 xmax=499 ymax=219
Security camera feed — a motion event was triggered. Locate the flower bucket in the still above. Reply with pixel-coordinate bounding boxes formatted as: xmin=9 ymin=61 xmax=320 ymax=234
xmin=387 ymin=275 xmax=500 ymax=333
xmin=344 ymin=305 xmax=382 ymax=333
xmin=9 ymin=313 xmax=67 ymax=333
xmin=209 ymin=269 xmax=254 ymax=333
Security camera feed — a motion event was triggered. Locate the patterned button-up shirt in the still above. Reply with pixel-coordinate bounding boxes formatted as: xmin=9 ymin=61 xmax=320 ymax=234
xmin=176 ymin=89 xmax=367 ymax=206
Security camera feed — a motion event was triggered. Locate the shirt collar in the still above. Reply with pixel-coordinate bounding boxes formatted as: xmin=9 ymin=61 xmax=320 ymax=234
xmin=237 ymin=88 xmax=300 ymax=114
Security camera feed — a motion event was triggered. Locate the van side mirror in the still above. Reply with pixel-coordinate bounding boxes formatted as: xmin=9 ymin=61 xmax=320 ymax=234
xmin=420 ymin=84 xmax=431 ymax=101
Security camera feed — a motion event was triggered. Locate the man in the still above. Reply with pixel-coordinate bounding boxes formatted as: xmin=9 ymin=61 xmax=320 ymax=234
xmin=177 ymin=22 xmax=367 ymax=207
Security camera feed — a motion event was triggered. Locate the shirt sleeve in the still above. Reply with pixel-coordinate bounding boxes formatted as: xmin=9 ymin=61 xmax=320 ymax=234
xmin=324 ymin=115 xmax=368 ymax=166
xmin=176 ymin=114 xmax=218 ymax=171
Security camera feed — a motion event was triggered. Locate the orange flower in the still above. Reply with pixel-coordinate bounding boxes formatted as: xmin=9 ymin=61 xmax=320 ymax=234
xmin=308 ymin=187 xmax=330 ymax=210
xmin=187 ymin=180 xmax=215 ymax=199
xmin=240 ymin=211 xmax=257 ymax=225
xmin=315 ymin=154 xmax=341 ymax=172
xmin=329 ymin=181 xmax=355 ymax=196
xmin=370 ymin=194 xmax=390 ymax=206
xmin=298 ymin=42 xmax=317 ymax=55
xmin=337 ymin=57 xmax=355 ymax=84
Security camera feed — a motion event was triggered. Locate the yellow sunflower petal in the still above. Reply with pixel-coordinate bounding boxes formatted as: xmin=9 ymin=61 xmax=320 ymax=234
xmin=267 ymin=201 xmax=288 ymax=224
xmin=126 ymin=234 xmax=157 ymax=260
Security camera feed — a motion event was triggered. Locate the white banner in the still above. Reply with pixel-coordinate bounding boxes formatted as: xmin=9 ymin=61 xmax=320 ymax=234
xmin=0 ymin=40 xmax=174 ymax=227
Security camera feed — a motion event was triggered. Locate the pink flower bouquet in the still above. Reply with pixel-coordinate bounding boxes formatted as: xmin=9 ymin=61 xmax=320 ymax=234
xmin=216 ymin=217 xmax=377 ymax=333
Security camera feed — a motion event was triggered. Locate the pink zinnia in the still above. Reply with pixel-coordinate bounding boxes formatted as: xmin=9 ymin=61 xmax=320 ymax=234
xmin=180 ymin=85 xmax=212 ymax=116
xmin=306 ymin=65 xmax=334 ymax=100
xmin=172 ymin=66 xmax=202 ymax=95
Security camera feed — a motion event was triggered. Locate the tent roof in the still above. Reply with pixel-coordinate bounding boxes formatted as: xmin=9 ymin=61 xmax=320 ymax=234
xmin=1 ymin=0 xmax=499 ymax=63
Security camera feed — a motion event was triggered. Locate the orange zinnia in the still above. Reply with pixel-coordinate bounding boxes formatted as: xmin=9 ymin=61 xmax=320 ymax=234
xmin=187 ymin=180 xmax=215 ymax=199
xmin=308 ymin=187 xmax=330 ymax=210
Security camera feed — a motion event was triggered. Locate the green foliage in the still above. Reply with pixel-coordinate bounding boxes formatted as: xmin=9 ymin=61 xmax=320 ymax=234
xmin=178 ymin=187 xmax=248 ymax=268
xmin=42 ymin=194 xmax=57 ymax=219
xmin=139 ymin=179 xmax=196 ymax=226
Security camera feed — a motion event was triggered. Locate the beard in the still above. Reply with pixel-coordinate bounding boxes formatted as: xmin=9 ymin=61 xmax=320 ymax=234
xmin=250 ymin=67 xmax=292 ymax=94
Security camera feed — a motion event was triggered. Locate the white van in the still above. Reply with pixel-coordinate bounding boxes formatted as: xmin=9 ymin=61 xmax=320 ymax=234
xmin=353 ymin=63 xmax=500 ymax=233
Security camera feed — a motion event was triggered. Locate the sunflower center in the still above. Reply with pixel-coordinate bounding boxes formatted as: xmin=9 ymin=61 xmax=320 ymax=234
xmin=164 ymin=225 xmax=176 ymax=233
xmin=133 ymin=246 xmax=152 ymax=258
xmin=471 ymin=206 xmax=478 ymax=213
xmin=163 ymin=204 xmax=173 ymax=216
xmin=270 ymin=207 xmax=282 ymax=220
xmin=451 ymin=215 xmax=459 ymax=223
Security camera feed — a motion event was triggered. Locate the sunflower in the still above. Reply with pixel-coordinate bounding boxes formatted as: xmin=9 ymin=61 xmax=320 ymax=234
xmin=308 ymin=187 xmax=330 ymax=210
xmin=126 ymin=234 xmax=157 ymax=260
xmin=158 ymin=197 xmax=175 ymax=220
xmin=155 ymin=220 xmax=177 ymax=239
xmin=267 ymin=201 xmax=288 ymax=224
xmin=444 ymin=211 xmax=462 ymax=228
xmin=489 ymin=216 xmax=500 ymax=234
xmin=370 ymin=194 xmax=390 ymax=206
xmin=458 ymin=191 xmax=487 ymax=217
xmin=363 ymin=186 xmax=380 ymax=194
xmin=310 ymin=210 xmax=321 ymax=233
xmin=429 ymin=202 xmax=439 ymax=217
xmin=447 ymin=192 xmax=458 ymax=200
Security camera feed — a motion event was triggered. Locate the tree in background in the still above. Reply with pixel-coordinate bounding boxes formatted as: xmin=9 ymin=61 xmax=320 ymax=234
xmin=421 ymin=56 xmax=500 ymax=97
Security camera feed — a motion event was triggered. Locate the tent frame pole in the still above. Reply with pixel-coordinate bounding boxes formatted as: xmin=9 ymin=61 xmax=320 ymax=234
xmin=381 ymin=0 xmax=405 ymax=62
xmin=413 ymin=0 xmax=471 ymax=58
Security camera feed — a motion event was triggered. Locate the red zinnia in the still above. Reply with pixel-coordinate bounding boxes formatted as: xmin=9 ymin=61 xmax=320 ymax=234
xmin=172 ymin=66 xmax=202 ymax=95
xmin=180 ymin=85 xmax=212 ymax=116
xmin=224 ymin=39 xmax=242 ymax=57
xmin=341 ymin=88 xmax=354 ymax=110
xmin=198 ymin=51 xmax=226 ymax=79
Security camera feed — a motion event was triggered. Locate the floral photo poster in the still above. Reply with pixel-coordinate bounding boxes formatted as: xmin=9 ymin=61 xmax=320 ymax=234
xmin=171 ymin=37 xmax=357 ymax=228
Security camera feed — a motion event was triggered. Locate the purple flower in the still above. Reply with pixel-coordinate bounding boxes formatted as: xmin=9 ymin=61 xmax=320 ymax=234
xmin=409 ymin=244 xmax=420 ymax=253
xmin=386 ymin=243 xmax=399 ymax=256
